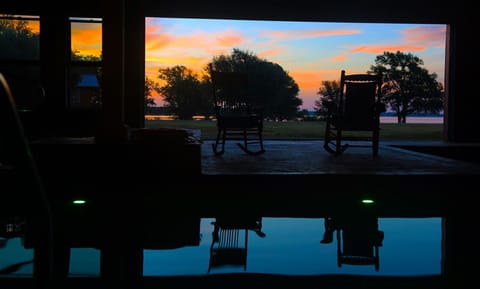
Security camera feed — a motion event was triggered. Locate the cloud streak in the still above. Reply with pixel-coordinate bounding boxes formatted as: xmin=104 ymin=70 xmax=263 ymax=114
xmin=261 ymin=28 xmax=361 ymax=41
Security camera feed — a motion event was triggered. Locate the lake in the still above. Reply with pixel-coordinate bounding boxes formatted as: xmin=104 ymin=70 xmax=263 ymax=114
xmin=380 ymin=116 xmax=443 ymax=124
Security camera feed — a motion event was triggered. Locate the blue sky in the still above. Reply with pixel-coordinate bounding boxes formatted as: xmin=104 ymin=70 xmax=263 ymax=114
xmin=145 ymin=18 xmax=446 ymax=110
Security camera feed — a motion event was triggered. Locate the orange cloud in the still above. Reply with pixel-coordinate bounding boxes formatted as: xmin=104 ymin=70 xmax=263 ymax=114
xmin=71 ymin=22 xmax=102 ymax=57
xmin=145 ymin=33 xmax=173 ymax=52
xmin=216 ymin=32 xmax=244 ymax=47
xmin=402 ymin=25 xmax=446 ymax=48
xmin=145 ymin=28 xmax=246 ymax=73
xmin=257 ymin=47 xmax=286 ymax=59
xmin=262 ymin=28 xmax=361 ymax=41
xmin=340 ymin=25 xmax=446 ymax=57
xmin=331 ymin=53 xmax=348 ymax=62
xmin=26 ymin=20 xmax=40 ymax=34
xmin=146 ymin=28 xmax=244 ymax=52
xmin=348 ymin=44 xmax=425 ymax=54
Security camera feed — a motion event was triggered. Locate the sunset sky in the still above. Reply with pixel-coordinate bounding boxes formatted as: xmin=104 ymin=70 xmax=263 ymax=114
xmin=72 ymin=17 xmax=447 ymax=110
xmin=70 ymin=20 xmax=103 ymax=57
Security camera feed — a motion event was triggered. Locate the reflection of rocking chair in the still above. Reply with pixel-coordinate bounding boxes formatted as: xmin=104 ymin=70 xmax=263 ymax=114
xmin=208 ymin=221 xmax=248 ymax=272
xmin=210 ymin=71 xmax=265 ymax=155
xmin=337 ymin=225 xmax=383 ymax=271
xmin=324 ymin=70 xmax=385 ymax=156
xmin=320 ymin=214 xmax=384 ymax=271
xmin=208 ymin=216 xmax=265 ymax=272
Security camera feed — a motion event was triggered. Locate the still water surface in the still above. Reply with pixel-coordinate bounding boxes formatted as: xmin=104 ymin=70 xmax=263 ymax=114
xmin=0 ymin=217 xmax=441 ymax=277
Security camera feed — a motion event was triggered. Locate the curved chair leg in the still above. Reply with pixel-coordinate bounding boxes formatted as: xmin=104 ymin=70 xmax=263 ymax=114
xmin=323 ymin=141 xmax=337 ymax=155
xmin=237 ymin=143 xmax=265 ymax=155
xmin=237 ymin=140 xmax=265 ymax=155
xmin=324 ymin=125 xmax=347 ymax=155
xmin=323 ymin=121 xmax=336 ymax=154
xmin=237 ymin=129 xmax=265 ymax=155
xmin=212 ymin=129 xmax=225 ymax=155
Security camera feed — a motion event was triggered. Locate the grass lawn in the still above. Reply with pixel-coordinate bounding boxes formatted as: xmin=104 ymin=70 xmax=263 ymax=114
xmin=145 ymin=120 xmax=443 ymax=141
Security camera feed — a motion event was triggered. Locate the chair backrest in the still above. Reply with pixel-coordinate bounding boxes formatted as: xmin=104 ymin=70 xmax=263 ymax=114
xmin=211 ymin=71 xmax=251 ymax=116
xmin=338 ymin=70 xmax=382 ymax=129
xmin=208 ymin=220 xmax=249 ymax=272
xmin=336 ymin=216 xmax=382 ymax=271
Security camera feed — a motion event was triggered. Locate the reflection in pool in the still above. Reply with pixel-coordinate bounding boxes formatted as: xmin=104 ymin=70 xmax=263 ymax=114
xmin=143 ymin=217 xmax=441 ymax=277
xmin=0 ymin=217 xmax=442 ymax=277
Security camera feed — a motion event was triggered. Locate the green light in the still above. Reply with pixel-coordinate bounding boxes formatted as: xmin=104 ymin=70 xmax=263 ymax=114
xmin=361 ymin=199 xmax=375 ymax=204
xmin=72 ymin=199 xmax=86 ymax=205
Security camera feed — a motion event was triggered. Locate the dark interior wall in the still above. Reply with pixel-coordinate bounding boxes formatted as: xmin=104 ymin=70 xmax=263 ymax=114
xmin=142 ymin=0 xmax=454 ymax=23
xmin=2 ymin=0 xmax=457 ymax=22
xmin=444 ymin=2 xmax=476 ymax=142
xmin=2 ymin=0 xmax=477 ymax=142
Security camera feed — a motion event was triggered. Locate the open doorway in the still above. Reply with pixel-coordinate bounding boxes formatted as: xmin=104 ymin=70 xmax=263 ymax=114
xmin=144 ymin=17 xmax=446 ymax=142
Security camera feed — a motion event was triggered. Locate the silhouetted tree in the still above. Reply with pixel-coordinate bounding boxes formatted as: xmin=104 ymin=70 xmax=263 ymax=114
xmin=144 ymin=77 xmax=157 ymax=109
xmin=206 ymin=48 xmax=302 ymax=119
xmin=369 ymin=51 xmax=443 ymax=123
xmin=71 ymin=49 xmax=101 ymax=62
xmin=0 ymin=16 xmax=39 ymax=59
xmin=297 ymin=109 xmax=310 ymax=117
xmin=0 ymin=17 xmax=41 ymax=108
xmin=155 ymin=65 xmax=207 ymax=119
xmin=314 ymin=80 xmax=340 ymax=117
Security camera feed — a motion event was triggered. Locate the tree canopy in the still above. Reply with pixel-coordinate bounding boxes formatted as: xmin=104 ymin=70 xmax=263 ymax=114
xmin=0 ymin=17 xmax=39 ymax=60
xmin=369 ymin=51 xmax=443 ymax=123
xmin=207 ymin=48 xmax=302 ymax=119
xmin=156 ymin=49 xmax=303 ymax=120
xmin=314 ymin=80 xmax=340 ymax=116
xmin=155 ymin=65 xmax=209 ymax=119
xmin=0 ymin=17 xmax=41 ymax=108
xmin=144 ymin=77 xmax=157 ymax=108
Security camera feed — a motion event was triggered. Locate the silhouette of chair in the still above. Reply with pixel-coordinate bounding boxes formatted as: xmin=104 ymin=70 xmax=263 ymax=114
xmin=208 ymin=216 xmax=265 ymax=272
xmin=336 ymin=216 xmax=384 ymax=271
xmin=323 ymin=70 xmax=385 ymax=155
xmin=320 ymin=214 xmax=383 ymax=271
xmin=210 ymin=71 xmax=265 ymax=155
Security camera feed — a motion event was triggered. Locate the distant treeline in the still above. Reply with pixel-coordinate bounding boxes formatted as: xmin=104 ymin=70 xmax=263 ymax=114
xmin=145 ymin=106 xmax=169 ymax=115
xmin=147 ymin=106 xmax=444 ymax=118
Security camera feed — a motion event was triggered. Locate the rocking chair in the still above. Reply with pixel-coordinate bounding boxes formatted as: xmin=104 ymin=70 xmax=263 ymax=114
xmin=210 ymin=71 xmax=265 ymax=155
xmin=324 ymin=70 xmax=385 ymax=156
